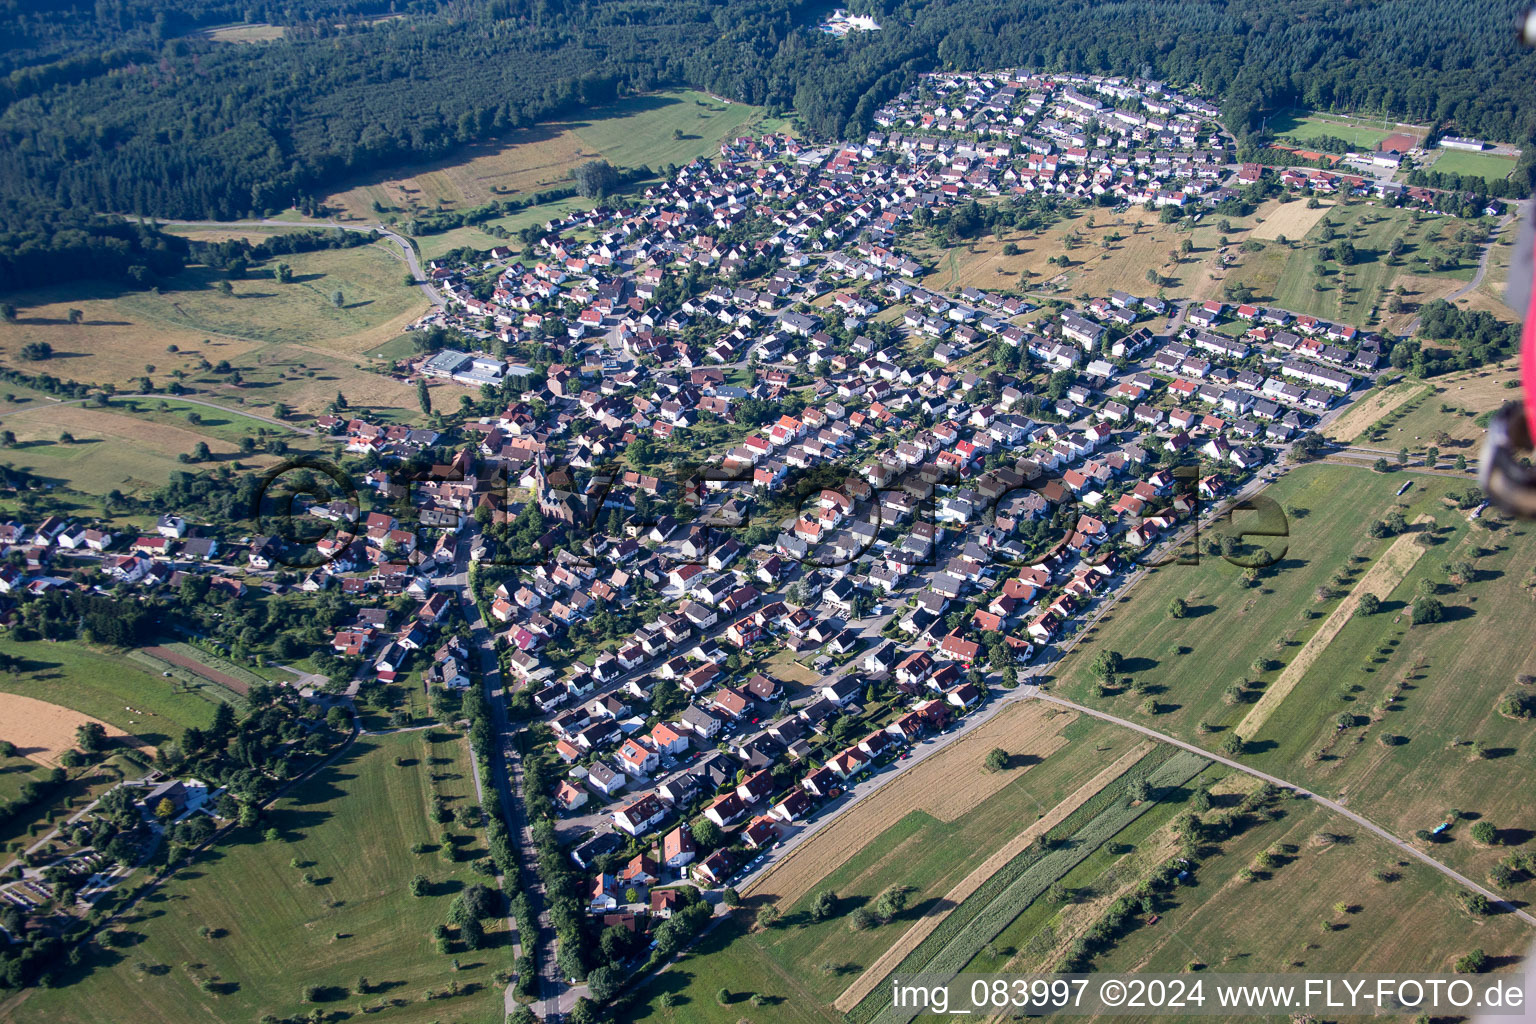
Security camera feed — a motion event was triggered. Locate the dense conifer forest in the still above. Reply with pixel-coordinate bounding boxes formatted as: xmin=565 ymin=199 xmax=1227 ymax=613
xmin=2 ymin=0 xmax=1535 ymax=288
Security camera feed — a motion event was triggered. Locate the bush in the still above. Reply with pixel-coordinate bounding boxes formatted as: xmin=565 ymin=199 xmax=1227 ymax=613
xmin=1454 ymin=948 xmax=1487 ymax=974
xmin=1470 ymin=821 xmax=1498 ymax=845
xmin=1411 ymin=598 xmax=1443 ymax=625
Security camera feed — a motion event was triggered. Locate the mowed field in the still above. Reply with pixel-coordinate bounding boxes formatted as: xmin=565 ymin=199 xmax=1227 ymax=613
xmin=323 ymin=90 xmax=769 ymax=224
xmin=1053 ymin=461 xmax=1536 ymax=882
xmin=628 ymin=711 xmax=1142 ymax=1020
xmin=0 ymin=240 xmax=426 ymax=422
xmin=1213 ymin=199 xmax=1484 ymax=332
xmin=0 ymin=637 xmax=220 ymax=749
xmin=6 ymin=729 xmax=508 ymax=1024
xmin=1267 ymin=110 xmax=1405 ymax=151
xmin=1430 ymin=147 xmax=1520 ymax=183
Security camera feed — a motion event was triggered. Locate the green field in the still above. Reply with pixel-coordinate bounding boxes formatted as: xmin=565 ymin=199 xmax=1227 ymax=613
xmin=1269 ymin=111 xmax=1396 ymax=151
xmin=10 ymin=729 xmax=507 ymax=1024
xmin=1227 ymin=201 xmax=1481 ymax=328
xmin=1245 ymin=501 xmax=1536 ymax=880
xmin=1054 ymin=461 xmax=1536 ymax=882
xmin=0 ymin=637 xmax=221 ymax=748
xmin=1054 ymin=464 xmax=1445 ymax=734
xmin=1431 ymin=147 xmax=1519 ymax=183
xmin=110 ymin=243 xmax=425 ymax=351
xmin=1082 ymin=794 xmax=1531 ymax=988
xmin=98 ymin=399 xmax=300 ymax=444
xmin=0 ymin=751 xmax=46 ymax=805
xmin=568 ymin=91 xmax=760 ymax=173
xmin=416 ymin=197 xmax=595 ymax=262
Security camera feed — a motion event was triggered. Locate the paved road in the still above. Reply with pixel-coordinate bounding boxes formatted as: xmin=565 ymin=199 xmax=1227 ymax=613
xmin=146 ymin=218 xmax=444 ymax=308
xmin=1029 ymin=690 xmax=1536 ymax=926
xmin=445 ymin=530 xmax=570 ymax=1021
xmin=1403 ymin=201 xmax=1522 ymax=336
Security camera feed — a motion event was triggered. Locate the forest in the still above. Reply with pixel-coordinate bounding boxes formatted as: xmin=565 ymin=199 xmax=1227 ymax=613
xmin=2 ymin=0 xmax=1536 ymax=286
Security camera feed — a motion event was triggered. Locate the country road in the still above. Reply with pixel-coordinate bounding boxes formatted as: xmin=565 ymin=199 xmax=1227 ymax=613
xmin=143 ymin=217 xmax=444 ymax=308
xmin=1029 ymin=690 xmax=1536 ymax=927
xmin=1403 ymin=201 xmax=1522 ymax=336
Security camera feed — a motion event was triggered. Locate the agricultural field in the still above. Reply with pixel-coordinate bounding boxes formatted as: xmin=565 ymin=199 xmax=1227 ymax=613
xmin=1053 ymin=461 xmax=1536 ymax=881
xmin=1267 ymin=110 xmax=1403 ymax=151
xmin=323 ymin=90 xmax=770 ymax=225
xmin=5 ymin=729 xmax=508 ymax=1024
xmin=1429 ymin=148 xmax=1520 ymax=184
xmin=1355 ymin=359 xmax=1522 ymax=450
xmin=846 ymin=748 xmax=1213 ymax=1024
xmin=0 ymin=636 xmax=221 ymax=750
xmin=1214 ymin=200 xmax=1486 ymax=331
xmin=626 ymin=713 xmax=1170 ymax=1022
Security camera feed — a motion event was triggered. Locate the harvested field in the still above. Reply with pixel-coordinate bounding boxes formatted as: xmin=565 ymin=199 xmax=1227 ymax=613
xmin=1236 ymin=515 xmax=1433 ymax=740
xmin=831 ymin=741 xmax=1154 ymax=1013
xmin=1250 ymin=198 xmax=1334 ymax=240
xmin=744 ymin=701 xmax=1080 ymax=907
xmin=1322 ymin=382 xmax=1429 ymax=441
xmin=0 ymin=693 xmax=146 ymax=765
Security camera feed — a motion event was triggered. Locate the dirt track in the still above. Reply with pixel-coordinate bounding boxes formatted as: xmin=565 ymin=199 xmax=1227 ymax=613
xmin=743 ymin=701 xmax=1077 ymax=909
xmin=833 ymin=742 xmax=1155 ymax=1013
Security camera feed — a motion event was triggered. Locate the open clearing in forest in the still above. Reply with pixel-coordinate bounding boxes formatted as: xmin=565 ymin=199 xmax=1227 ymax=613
xmin=322 ymin=90 xmax=768 ymax=223
xmin=0 ymin=693 xmax=144 ymax=765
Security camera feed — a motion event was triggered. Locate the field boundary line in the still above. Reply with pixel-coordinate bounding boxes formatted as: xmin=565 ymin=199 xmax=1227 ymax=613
xmin=741 ymin=702 xmax=1078 ymax=907
xmin=1235 ymin=514 xmax=1432 ymax=740
xmin=830 ymin=741 xmax=1154 ymax=1013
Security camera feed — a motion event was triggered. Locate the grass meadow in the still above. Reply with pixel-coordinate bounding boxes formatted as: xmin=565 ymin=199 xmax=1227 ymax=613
xmin=8 ymin=730 xmax=508 ymax=1024
xmin=1053 ymin=461 xmax=1536 ymax=883
xmin=0 ymin=637 xmax=220 ymax=748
